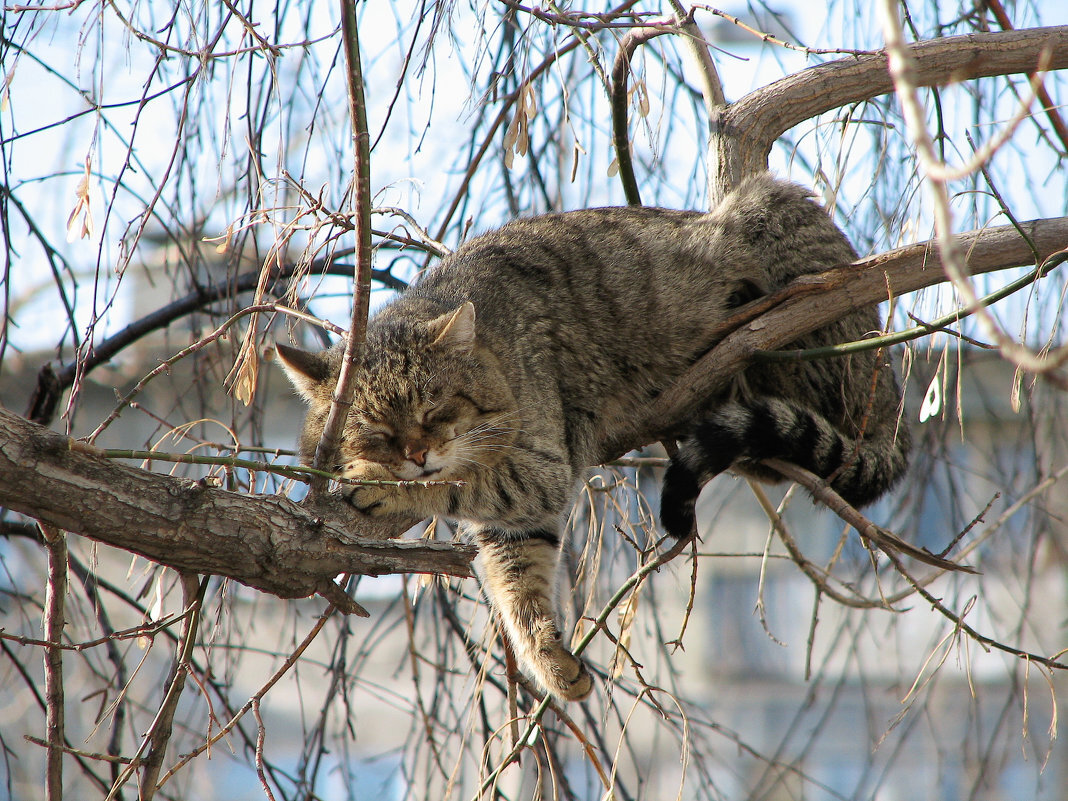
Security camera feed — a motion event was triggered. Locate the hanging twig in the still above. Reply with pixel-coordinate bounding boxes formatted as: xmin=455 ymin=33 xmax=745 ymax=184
xmin=984 ymin=0 xmax=1068 ymax=154
xmin=104 ymin=574 xmax=205 ymax=801
xmin=135 ymin=574 xmax=205 ymax=800
xmin=155 ymin=604 xmax=339 ymax=791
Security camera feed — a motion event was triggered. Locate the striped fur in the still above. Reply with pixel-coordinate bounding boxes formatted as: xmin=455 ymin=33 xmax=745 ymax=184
xmin=660 ymin=398 xmax=909 ymax=539
xmin=277 ymin=174 xmax=910 ymax=701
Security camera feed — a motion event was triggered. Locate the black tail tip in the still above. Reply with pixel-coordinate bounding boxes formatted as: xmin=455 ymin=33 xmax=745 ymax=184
xmin=659 ymin=498 xmax=697 ymax=539
xmin=660 ymin=461 xmax=701 ymax=539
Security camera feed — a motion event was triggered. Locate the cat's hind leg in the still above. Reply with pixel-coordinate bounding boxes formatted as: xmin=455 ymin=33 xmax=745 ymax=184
xmin=474 ymin=526 xmax=593 ymax=701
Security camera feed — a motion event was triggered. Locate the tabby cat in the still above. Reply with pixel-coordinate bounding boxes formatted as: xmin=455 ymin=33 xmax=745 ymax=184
xmin=277 ymin=174 xmax=909 ymax=701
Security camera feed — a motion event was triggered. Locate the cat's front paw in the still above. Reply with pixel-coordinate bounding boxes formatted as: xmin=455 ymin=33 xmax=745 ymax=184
xmin=538 ymin=643 xmax=593 ymax=702
xmin=345 ymin=482 xmax=400 ymax=517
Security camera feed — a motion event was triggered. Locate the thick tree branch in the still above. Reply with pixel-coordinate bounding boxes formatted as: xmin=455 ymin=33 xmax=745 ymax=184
xmin=709 ymin=25 xmax=1068 ymax=194
xmin=0 ymin=407 xmax=475 ymax=599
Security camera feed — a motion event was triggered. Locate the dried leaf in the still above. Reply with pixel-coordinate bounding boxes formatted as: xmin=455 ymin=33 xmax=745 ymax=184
xmin=1010 ymin=366 xmax=1023 ymax=413
xmin=634 ymin=79 xmax=650 ymax=117
xmin=0 ymin=63 xmax=14 ymax=113
xmin=523 ymin=83 xmax=537 ymax=120
xmin=611 ymin=589 xmax=640 ymax=679
xmin=503 ymin=109 xmax=520 ymax=152
xmin=65 ymin=157 xmax=94 ymax=243
xmin=230 ymin=348 xmax=259 ymax=406
xmin=503 ymin=84 xmax=537 ymax=168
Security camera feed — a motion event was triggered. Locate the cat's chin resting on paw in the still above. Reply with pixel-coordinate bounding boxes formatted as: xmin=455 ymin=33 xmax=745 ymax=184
xmin=277 ymin=173 xmax=910 ymax=702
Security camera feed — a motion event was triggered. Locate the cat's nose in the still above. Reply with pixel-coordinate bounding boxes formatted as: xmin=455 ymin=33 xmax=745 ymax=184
xmin=404 ymin=441 xmax=429 ymax=466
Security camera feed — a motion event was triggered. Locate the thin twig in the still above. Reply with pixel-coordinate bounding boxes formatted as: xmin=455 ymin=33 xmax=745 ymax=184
xmin=252 ymin=699 xmax=278 ymax=801
xmin=883 ymin=549 xmax=1068 ymax=672
xmin=761 ymin=457 xmax=975 ymax=573
xmin=87 ymin=302 xmax=341 ymax=444
xmin=308 ymin=0 xmax=374 ymax=496
xmin=747 ymin=481 xmax=899 ymax=610
xmin=23 ymin=736 xmax=133 ymax=765
xmin=691 ymin=4 xmax=874 ymax=56
xmin=985 ymin=0 xmax=1068 ymax=154
xmin=105 ymin=574 xmax=204 ymax=801
xmin=136 ymin=574 xmax=204 ymax=801
xmin=155 ymin=604 xmax=338 ymax=791
xmin=78 ymin=444 xmax=465 ymax=490
xmin=879 ymin=1 xmax=1068 ymax=375
xmin=0 ymin=610 xmax=193 ymax=652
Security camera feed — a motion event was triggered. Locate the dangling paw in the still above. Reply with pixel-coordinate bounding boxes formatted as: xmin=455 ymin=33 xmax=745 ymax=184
xmin=538 ymin=641 xmax=593 ymax=701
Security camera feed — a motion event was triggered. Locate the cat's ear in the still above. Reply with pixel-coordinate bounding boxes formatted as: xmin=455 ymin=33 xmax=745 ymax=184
xmin=275 ymin=343 xmax=335 ymax=403
xmin=427 ymin=302 xmax=476 ymax=353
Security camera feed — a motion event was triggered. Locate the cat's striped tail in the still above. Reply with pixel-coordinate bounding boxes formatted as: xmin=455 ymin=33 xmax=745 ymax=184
xmin=659 ymin=397 xmax=910 ymax=539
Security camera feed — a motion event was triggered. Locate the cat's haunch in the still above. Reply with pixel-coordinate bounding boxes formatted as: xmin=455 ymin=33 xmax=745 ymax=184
xmin=278 ymin=173 xmax=909 ymax=701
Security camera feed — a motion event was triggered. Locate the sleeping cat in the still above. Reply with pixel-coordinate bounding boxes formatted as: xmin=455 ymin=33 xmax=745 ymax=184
xmin=276 ymin=174 xmax=909 ymax=701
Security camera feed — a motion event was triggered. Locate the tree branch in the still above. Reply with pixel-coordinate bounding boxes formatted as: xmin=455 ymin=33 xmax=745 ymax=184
xmin=709 ymin=25 xmax=1068 ymax=194
xmin=26 ymin=257 xmax=407 ymax=428
xmin=309 ymin=0 xmax=374 ymax=495
xmin=42 ymin=523 xmax=66 ymax=801
xmin=610 ymin=25 xmax=670 ymax=206
xmin=0 ymin=407 xmax=475 ymax=600
xmin=3 ymin=214 xmax=1064 ymax=593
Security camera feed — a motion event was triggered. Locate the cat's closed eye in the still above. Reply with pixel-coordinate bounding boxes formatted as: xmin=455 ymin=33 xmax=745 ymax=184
xmin=422 ymin=404 xmax=454 ymax=425
xmin=358 ymin=423 xmax=394 ymax=443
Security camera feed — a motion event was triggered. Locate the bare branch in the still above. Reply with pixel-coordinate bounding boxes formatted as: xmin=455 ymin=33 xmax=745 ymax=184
xmin=709 ymin=25 xmax=1068 ymax=193
xmin=129 ymin=574 xmax=203 ymax=801
xmin=985 ymin=0 xmax=1068 ymax=153
xmin=611 ymin=24 xmax=673 ymax=206
xmin=25 ymin=256 xmax=406 ymax=429
xmin=879 ymin=4 xmax=1068 ymax=374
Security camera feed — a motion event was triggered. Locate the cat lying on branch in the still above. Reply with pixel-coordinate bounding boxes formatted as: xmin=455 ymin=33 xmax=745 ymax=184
xmin=277 ymin=174 xmax=909 ymax=701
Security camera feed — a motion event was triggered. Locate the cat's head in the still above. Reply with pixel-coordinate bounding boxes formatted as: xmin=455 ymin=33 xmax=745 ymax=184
xmin=277 ymin=302 xmax=516 ymax=481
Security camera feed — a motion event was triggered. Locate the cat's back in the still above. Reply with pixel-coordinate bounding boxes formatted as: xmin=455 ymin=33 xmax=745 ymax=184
xmin=431 ymin=204 xmax=709 ymax=300
xmin=422 ymin=175 xmax=855 ymax=313
xmin=403 ymin=175 xmax=866 ymax=408
xmin=414 ymin=204 xmax=735 ymax=349
xmin=706 ymin=174 xmax=859 ymax=282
